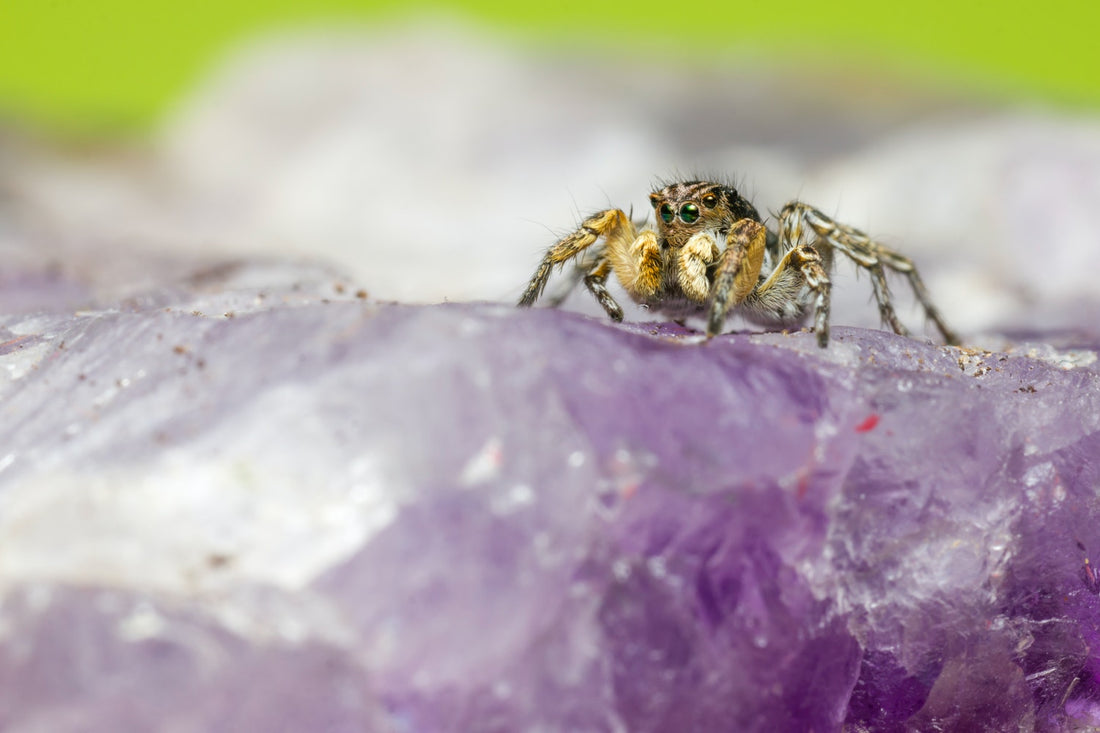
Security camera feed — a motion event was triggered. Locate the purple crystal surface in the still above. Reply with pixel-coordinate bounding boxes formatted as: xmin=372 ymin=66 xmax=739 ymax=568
xmin=0 ymin=258 xmax=1098 ymax=730
xmin=3 ymin=22 xmax=1100 ymax=733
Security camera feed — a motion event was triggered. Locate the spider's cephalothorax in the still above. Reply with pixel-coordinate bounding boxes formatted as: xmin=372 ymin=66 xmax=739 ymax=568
xmin=649 ymin=180 xmax=763 ymax=249
xmin=517 ymin=179 xmax=957 ymax=348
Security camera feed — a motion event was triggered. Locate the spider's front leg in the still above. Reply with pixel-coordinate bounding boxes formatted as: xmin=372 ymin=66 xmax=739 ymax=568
xmin=520 ymin=208 xmax=647 ymax=322
xmin=579 ymin=256 xmax=624 ymax=322
xmin=706 ymin=219 xmax=768 ymax=337
xmin=778 ymin=202 xmax=958 ymax=345
xmin=750 ymin=244 xmax=832 ymax=347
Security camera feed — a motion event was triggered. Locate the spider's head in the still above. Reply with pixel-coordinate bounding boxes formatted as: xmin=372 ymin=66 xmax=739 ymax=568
xmin=649 ymin=181 xmax=761 ymax=249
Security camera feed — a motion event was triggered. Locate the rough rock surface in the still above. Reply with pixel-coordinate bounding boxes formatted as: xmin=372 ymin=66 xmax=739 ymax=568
xmin=0 ymin=255 xmax=1098 ymax=731
xmin=3 ymin=22 xmax=1100 ymax=733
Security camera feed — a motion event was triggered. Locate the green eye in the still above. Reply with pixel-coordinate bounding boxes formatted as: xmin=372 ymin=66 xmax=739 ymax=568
xmin=659 ymin=203 xmax=674 ymax=224
xmin=679 ymin=203 xmax=700 ymax=223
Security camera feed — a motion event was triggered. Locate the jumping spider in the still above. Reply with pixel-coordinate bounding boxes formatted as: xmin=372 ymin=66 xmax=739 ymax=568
xmin=517 ymin=180 xmax=957 ymax=348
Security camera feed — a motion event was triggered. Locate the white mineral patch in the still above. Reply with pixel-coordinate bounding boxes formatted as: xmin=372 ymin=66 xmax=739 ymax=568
xmin=0 ymin=381 xmax=398 ymax=597
xmin=0 ymin=340 xmax=51 ymax=382
xmin=1024 ymin=345 xmax=1099 ymax=370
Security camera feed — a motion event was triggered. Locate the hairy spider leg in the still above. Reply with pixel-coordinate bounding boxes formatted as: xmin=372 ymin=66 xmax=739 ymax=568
xmin=606 ymin=228 xmax=662 ymax=302
xmin=789 ymin=246 xmax=832 ymax=348
xmin=737 ymin=242 xmax=832 ymax=346
xmin=542 ymin=245 xmax=602 ymax=308
xmin=520 ymin=208 xmax=667 ymax=321
xmin=707 ymin=219 xmax=768 ymax=335
xmin=778 ymin=202 xmax=958 ymax=345
xmin=518 ymin=208 xmax=631 ymax=312
xmin=880 ymin=251 xmax=959 ymax=346
xmin=542 ymin=244 xmax=633 ymax=323
xmin=581 ymin=257 xmax=623 ymax=321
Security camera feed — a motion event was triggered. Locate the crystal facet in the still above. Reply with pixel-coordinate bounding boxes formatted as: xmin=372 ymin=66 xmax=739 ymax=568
xmin=1 ymin=264 xmax=1098 ymax=729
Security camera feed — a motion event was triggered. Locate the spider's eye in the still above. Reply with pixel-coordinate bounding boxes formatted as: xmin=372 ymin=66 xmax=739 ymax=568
xmin=679 ymin=203 xmax=700 ymax=223
xmin=702 ymin=194 xmax=718 ymax=209
xmin=659 ymin=203 xmax=674 ymax=224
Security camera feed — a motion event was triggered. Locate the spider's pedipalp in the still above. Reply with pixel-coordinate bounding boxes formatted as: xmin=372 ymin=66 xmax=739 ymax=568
xmin=678 ymin=232 xmax=720 ymax=302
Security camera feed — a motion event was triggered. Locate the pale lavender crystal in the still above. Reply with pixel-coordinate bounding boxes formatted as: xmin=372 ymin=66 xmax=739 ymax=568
xmin=0 ymin=259 xmax=1099 ymax=731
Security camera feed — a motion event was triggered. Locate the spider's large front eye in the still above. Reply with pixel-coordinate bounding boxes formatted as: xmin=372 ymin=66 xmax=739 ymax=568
xmin=679 ymin=203 xmax=700 ymax=223
xmin=659 ymin=203 xmax=674 ymax=224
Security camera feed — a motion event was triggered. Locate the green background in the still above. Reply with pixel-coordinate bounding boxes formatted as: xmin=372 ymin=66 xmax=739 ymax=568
xmin=1 ymin=0 xmax=1097 ymax=133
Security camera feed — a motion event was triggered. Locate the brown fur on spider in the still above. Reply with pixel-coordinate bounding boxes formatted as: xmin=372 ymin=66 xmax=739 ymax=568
xmin=517 ymin=179 xmax=958 ymax=348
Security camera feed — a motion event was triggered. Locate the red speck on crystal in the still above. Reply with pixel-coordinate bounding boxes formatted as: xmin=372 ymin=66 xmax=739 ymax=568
xmin=855 ymin=414 xmax=880 ymax=433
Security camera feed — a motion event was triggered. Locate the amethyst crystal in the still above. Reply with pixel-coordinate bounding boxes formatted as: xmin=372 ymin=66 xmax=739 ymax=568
xmin=0 ymin=259 xmax=1098 ymax=731
xmin=3 ymin=22 xmax=1100 ymax=732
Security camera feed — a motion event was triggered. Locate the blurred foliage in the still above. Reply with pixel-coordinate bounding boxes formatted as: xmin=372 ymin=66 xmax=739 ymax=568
xmin=0 ymin=0 xmax=1097 ymax=132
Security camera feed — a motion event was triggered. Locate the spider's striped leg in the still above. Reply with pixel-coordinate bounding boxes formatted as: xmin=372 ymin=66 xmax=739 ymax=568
xmin=705 ymin=219 xmax=767 ymax=337
xmin=877 ymin=251 xmax=960 ymax=345
xmin=518 ymin=209 xmax=632 ymax=308
xmin=542 ymin=251 xmax=597 ymax=308
xmin=778 ymin=202 xmax=957 ymax=344
xmin=749 ymin=243 xmax=832 ymax=347
xmin=867 ymin=263 xmax=911 ymax=337
xmin=582 ymin=256 xmax=624 ymax=322
xmin=797 ymin=248 xmax=832 ymax=348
